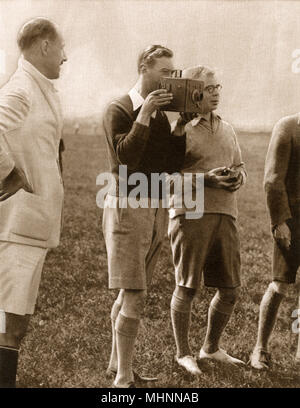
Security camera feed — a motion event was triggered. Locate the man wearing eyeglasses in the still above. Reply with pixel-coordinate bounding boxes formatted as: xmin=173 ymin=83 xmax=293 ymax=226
xmin=168 ymin=65 xmax=247 ymax=375
xmin=102 ymin=45 xmax=187 ymax=388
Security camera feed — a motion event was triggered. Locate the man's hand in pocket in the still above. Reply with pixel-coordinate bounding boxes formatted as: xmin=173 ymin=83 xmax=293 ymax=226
xmin=0 ymin=167 xmax=33 ymax=201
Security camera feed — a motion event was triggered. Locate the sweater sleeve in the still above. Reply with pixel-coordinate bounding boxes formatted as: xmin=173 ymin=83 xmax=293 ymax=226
xmin=103 ymin=102 xmax=150 ymax=170
xmin=166 ymin=131 xmax=186 ymax=173
xmin=231 ymin=126 xmax=247 ymax=184
xmin=264 ymin=117 xmax=292 ymax=227
xmin=0 ymin=86 xmax=31 ymax=181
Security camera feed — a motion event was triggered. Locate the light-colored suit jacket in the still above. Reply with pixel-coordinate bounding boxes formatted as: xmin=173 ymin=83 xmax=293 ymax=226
xmin=0 ymin=57 xmax=64 ymax=248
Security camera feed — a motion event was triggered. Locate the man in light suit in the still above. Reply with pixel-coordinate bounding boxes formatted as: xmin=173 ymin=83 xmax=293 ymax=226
xmin=0 ymin=17 xmax=67 ymax=387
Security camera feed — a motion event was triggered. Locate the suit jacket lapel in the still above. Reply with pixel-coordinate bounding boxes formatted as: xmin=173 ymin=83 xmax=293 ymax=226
xmin=34 ymin=79 xmax=63 ymax=131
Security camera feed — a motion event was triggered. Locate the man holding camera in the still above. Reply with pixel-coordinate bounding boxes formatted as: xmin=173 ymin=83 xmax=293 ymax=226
xmin=168 ymin=66 xmax=247 ymax=375
xmin=102 ymin=45 xmax=187 ymax=388
xmin=250 ymin=114 xmax=300 ymax=369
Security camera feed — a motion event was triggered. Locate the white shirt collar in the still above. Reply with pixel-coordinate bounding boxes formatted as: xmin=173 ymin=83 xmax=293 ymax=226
xmin=18 ymin=56 xmax=57 ymax=92
xmin=191 ymin=115 xmax=206 ymax=127
xmin=128 ymin=87 xmax=144 ymax=111
xmin=128 ymin=87 xmax=157 ymax=118
xmin=191 ymin=112 xmax=221 ymax=127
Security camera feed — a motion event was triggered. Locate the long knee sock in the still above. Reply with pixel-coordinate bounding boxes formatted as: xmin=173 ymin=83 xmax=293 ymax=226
xmin=0 ymin=346 xmax=19 ymax=388
xmin=255 ymin=285 xmax=284 ymax=351
xmin=107 ymin=300 xmax=122 ymax=372
xmin=115 ymin=313 xmax=139 ymax=386
xmin=171 ymin=293 xmax=193 ymax=358
xmin=203 ymin=293 xmax=235 ymax=354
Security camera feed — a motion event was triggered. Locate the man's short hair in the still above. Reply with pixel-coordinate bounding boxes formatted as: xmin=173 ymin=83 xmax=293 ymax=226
xmin=182 ymin=65 xmax=215 ymax=81
xmin=137 ymin=45 xmax=173 ymax=73
xmin=17 ymin=17 xmax=58 ymax=51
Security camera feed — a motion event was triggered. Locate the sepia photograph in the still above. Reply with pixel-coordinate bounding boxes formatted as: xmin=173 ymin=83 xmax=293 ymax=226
xmin=0 ymin=0 xmax=299 ymax=394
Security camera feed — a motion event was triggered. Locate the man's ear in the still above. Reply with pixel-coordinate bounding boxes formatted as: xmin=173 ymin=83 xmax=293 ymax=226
xmin=40 ymin=39 xmax=49 ymax=56
xmin=140 ymin=63 xmax=147 ymax=74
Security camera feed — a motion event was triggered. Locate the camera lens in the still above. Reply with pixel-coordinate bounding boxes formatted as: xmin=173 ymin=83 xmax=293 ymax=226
xmin=192 ymin=89 xmax=203 ymax=103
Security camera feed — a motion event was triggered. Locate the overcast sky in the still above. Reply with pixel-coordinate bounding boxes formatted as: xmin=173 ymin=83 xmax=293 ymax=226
xmin=1 ymin=0 xmax=300 ymax=131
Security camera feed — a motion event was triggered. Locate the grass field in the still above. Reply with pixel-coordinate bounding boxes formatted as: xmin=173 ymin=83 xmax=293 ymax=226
xmin=18 ymin=131 xmax=300 ymax=388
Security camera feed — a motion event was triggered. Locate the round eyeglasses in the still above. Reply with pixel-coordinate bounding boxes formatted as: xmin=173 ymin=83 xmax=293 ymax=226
xmin=204 ymin=84 xmax=222 ymax=94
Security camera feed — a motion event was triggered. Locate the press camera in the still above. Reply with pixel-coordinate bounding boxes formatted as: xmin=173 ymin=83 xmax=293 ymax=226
xmin=159 ymin=70 xmax=204 ymax=113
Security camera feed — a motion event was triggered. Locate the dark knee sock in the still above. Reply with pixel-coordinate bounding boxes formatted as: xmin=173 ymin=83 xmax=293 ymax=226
xmin=171 ymin=293 xmax=193 ymax=357
xmin=0 ymin=346 xmax=19 ymax=388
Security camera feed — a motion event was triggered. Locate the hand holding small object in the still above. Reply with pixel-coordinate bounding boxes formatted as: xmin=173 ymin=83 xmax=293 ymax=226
xmin=220 ymin=163 xmax=245 ymax=192
xmin=204 ymin=167 xmax=236 ymax=189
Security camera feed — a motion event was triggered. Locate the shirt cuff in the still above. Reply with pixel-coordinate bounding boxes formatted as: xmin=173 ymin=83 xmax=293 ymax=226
xmin=240 ymin=169 xmax=247 ymax=185
xmin=132 ymin=121 xmax=150 ymax=135
xmin=135 ymin=115 xmax=150 ymax=127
